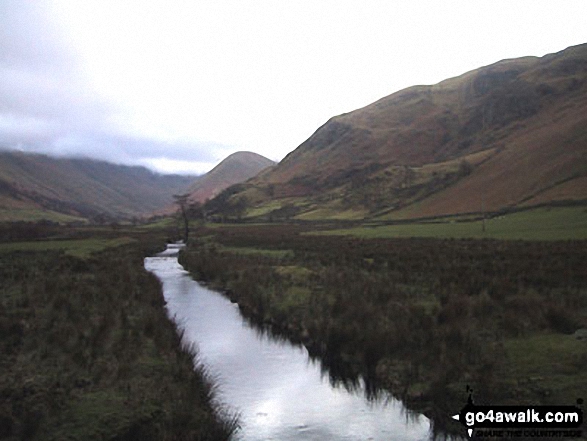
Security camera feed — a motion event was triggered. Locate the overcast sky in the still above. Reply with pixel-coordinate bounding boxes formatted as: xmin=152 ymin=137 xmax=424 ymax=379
xmin=1 ymin=1 xmax=586 ymax=175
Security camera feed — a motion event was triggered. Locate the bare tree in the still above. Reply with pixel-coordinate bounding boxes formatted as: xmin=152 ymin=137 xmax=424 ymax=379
xmin=481 ymin=194 xmax=486 ymax=233
xmin=173 ymin=194 xmax=206 ymax=242
xmin=173 ymin=193 xmax=190 ymax=243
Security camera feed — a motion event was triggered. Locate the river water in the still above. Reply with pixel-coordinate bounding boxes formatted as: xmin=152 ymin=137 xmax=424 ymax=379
xmin=145 ymin=245 xmax=433 ymax=440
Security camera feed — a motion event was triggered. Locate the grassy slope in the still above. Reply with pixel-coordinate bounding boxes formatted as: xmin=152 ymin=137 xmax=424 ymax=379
xmin=0 ymin=208 xmax=86 ymax=224
xmin=390 ymin=98 xmax=587 ymax=219
xmin=0 ymin=151 xmax=195 ymax=220
xmin=185 ymin=151 xmax=275 ymax=203
xmin=224 ymin=43 xmax=587 ymax=222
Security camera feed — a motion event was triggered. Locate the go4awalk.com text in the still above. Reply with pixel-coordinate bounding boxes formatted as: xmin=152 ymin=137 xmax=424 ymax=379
xmin=452 ymin=391 xmax=583 ymax=438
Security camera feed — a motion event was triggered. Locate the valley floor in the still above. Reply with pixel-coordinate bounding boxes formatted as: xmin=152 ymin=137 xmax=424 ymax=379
xmin=1 ymin=209 xmax=585 ymax=439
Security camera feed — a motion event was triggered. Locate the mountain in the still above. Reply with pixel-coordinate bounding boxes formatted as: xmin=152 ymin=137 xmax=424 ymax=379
xmin=224 ymin=43 xmax=587 ymax=221
xmin=185 ymin=151 xmax=275 ymax=203
xmin=0 ymin=151 xmax=196 ymax=222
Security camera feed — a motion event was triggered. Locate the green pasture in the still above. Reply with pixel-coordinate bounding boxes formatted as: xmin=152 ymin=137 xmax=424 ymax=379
xmin=315 ymin=206 xmax=587 ymax=240
xmin=504 ymin=332 xmax=587 ymax=403
xmin=296 ymin=206 xmax=367 ymax=221
xmin=137 ymin=217 xmax=176 ymax=229
xmin=0 ymin=208 xmax=86 ymax=223
xmin=0 ymin=236 xmax=136 ymax=258
xmin=219 ymin=245 xmax=293 ymax=259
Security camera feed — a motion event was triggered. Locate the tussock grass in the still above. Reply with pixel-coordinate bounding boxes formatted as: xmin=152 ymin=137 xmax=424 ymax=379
xmin=0 ymin=230 xmax=237 ymax=440
xmin=180 ymin=223 xmax=587 ymax=434
xmin=504 ymin=333 xmax=587 ymax=403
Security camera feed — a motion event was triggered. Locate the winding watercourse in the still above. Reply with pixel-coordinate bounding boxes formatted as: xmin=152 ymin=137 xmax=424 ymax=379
xmin=145 ymin=244 xmax=433 ymax=440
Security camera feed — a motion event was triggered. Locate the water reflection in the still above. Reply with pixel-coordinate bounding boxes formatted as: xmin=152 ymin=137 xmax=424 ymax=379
xmin=246 ymin=321 xmax=386 ymax=404
xmin=145 ymin=249 xmax=434 ymax=440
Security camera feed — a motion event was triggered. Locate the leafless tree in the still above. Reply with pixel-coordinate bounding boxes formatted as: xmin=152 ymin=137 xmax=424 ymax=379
xmin=173 ymin=193 xmax=191 ymax=242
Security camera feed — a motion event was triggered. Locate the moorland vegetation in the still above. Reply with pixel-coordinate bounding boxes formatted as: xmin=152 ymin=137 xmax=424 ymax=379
xmin=0 ymin=223 xmax=237 ymax=440
xmin=179 ymin=222 xmax=587 ymax=434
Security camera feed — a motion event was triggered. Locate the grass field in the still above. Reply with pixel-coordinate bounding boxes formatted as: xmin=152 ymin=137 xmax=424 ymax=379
xmin=0 ymin=208 xmax=86 ymax=223
xmin=315 ymin=206 xmax=587 ymax=240
xmin=296 ymin=206 xmax=368 ymax=221
xmin=504 ymin=333 xmax=587 ymax=404
xmin=136 ymin=217 xmax=176 ymax=229
xmin=220 ymin=245 xmax=293 ymax=258
xmin=0 ymin=237 xmax=137 ymax=258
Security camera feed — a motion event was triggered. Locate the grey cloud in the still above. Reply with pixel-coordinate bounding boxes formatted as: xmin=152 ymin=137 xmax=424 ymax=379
xmin=0 ymin=66 xmax=109 ymax=121
xmin=0 ymin=2 xmax=70 ymax=71
xmin=1 ymin=2 xmax=107 ymax=144
xmin=46 ymin=132 xmax=229 ymax=165
xmin=0 ymin=1 xmax=227 ymax=173
xmin=0 ymin=127 xmax=230 ymax=172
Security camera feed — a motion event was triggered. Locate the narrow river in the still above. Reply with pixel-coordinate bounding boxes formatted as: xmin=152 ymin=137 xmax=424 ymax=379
xmin=145 ymin=244 xmax=433 ymax=440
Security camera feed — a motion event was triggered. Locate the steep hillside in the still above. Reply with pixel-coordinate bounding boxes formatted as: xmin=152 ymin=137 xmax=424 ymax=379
xmin=185 ymin=151 xmax=275 ymax=203
xmin=0 ymin=151 xmax=196 ymax=221
xmin=226 ymin=43 xmax=587 ymax=220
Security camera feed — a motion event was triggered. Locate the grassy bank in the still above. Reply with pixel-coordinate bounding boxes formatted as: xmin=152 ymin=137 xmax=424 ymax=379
xmin=180 ymin=223 xmax=587 ymax=436
xmin=0 ymin=227 xmax=236 ymax=440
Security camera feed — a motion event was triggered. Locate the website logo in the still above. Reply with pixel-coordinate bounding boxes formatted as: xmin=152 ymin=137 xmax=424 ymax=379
xmin=452 ymin=388 xmax=583 ymax=438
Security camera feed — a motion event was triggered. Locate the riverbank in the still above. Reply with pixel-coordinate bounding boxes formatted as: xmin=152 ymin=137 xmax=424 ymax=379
xmin=0 ymin=227 xmax=236 ymax=440
xmin=179 ymin=223 xmax=587 ymax=437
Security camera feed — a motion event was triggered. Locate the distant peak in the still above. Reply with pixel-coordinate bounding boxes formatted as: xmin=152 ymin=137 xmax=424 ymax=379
xmin=222 ymin=151 xmax=275 ymax=162
xmin=185 ymin=151 xmax=275 ymax=203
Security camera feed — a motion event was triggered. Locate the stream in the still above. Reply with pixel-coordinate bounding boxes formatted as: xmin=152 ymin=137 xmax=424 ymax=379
xmin=145 ymin=244 xmax=434 ymax=440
